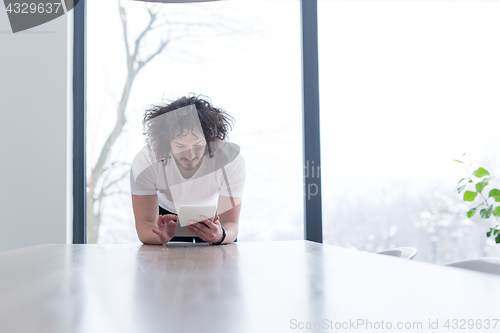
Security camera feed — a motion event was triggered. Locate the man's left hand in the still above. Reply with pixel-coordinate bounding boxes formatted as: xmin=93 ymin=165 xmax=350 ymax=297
xmin=187 ymin=215 xmax=223 ymax=243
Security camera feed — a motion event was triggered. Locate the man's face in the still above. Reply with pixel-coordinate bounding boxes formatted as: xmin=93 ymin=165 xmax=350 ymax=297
xmin=170 ymin=128 xmax=207 ymax=171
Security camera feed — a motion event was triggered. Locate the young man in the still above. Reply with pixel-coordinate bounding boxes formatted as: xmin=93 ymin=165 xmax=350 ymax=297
xmin=130 ymin=95 xmax=245 ymax=245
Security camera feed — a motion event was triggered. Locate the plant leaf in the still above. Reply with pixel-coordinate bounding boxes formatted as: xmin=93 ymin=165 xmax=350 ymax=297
xmin=463 ymin=191 xmax=478 ymax=202
xmin=467 ymin=203 xmax=484 ymax=218
xmin=476 ymin=180 xmax=489 ymax=193
xmin=492 ymin=196 xmax=500 ymax=202
xmin=457 ymin=184 xmax=467 ymax=194
xmin=480 ymin=206 xmax=493 ymax=219
xmin=467 ymin=208 xmax=477 ymax=218
xmin=462 ymin=152 xmax=467 ymax=156
xmin=453 ymin=159 xmax=464 ymax=164
xmin=457 ymin=178 xmax=467 ymax=187
xmin=494 ymin=206 xmax=500 ymax=217
xmin=487 ymin=228 xmax=493 ymax=237
xmin=496 ymin=233 xmax=500 ymax=244
xmin=489 ymin=189 xmax=500 ymax=198
xmin=473 ymin=167 xmax=490 ymax=178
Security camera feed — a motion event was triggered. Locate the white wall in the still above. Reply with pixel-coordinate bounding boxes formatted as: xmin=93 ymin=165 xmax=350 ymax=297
xmin=0 ymin=11 xmax=72 ymax=251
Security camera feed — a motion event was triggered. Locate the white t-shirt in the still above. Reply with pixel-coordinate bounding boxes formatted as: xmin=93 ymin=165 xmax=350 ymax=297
xmin=130 ymin=142 xmax=246 ymax=237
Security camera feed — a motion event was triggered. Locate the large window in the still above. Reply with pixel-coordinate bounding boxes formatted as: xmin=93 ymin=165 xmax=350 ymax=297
xmin=86 ymin=0 xmax=500 ymax=264
xmin=87 ymin=0 xmax=303 ymax=243
xmin=318 ymin=0 xmax=500 ymax=263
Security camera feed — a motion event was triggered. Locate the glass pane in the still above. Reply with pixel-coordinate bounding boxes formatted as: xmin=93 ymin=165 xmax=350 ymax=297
xmin=87 ymin=0 xmax=303 ymax=243
xmin=319 ymin=0 xmax=500 ymax=263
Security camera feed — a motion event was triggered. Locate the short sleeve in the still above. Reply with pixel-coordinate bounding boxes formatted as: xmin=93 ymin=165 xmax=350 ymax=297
xmin=130 ymin=147 xmax=158 ymax=195
xmin=219 ymin=153 xmax=246 ymax=197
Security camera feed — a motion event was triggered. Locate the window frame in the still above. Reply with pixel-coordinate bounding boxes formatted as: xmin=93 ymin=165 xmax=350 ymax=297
xmin=73 ymin=0 xmax=323 ymax=244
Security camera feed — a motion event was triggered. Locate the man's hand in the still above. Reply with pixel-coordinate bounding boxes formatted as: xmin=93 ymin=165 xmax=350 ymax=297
xmin=151 ymin=214 xmax=177 ymax=244
xmin=187 ymin=215 xmax=224 ymax=243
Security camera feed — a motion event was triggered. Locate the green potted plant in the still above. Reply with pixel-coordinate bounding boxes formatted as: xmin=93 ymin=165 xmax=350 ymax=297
xmin=455 ymin=153 xmax=500 ymax=244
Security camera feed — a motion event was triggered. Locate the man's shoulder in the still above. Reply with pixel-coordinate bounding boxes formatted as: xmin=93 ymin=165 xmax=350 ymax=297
xmin=211 ymin=142 xmax=242 ymax=170
xmin=132 ymin=145 xmax=151 ymax=159
xmin=131 ymin=145 xmax=157 ymax=179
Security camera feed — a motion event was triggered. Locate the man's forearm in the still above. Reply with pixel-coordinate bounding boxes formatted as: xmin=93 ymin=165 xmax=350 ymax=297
xmin=220 ymin=222 xmax=238 ymax=244
xmin=136 ymin=221 xmax=166 ymax=245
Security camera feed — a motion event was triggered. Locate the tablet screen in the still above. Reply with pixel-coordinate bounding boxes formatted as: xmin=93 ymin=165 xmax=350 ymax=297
xmin=178 ymin=205 xmax=217 ymax=227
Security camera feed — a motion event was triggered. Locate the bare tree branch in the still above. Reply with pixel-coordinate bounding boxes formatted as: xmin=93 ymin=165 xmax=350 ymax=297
xmin=101 ymin=161 xmax=131 ymax=176
xmin=95 ymin=168 xmax=129 ymax=220
xmin=137 ymin=38 xmax=170 ymax=72
xmin=118 ymin=0 xmax=132 ymax=72
xmin=131 ymin=7 xmax=159 ymax=72
xmin=103 ymin=169 xmax=131 ymax=193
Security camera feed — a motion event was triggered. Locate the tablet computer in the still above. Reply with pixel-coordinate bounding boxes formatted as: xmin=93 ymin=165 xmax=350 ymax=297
xmin=178 ymin=205 xmax=217 ymax=227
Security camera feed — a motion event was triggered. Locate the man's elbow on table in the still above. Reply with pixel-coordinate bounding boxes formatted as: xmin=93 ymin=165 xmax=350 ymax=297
xmin=221 ymin=222 xmax=238 ymax=244
xmin=136 ymin=220 xmax=163 ymax=245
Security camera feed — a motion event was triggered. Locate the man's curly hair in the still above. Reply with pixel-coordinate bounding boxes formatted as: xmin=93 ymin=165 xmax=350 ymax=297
xmin=143 ymin=94 xmax=234 ymax=161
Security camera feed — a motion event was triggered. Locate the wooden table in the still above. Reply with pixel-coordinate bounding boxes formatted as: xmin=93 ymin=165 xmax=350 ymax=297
xmin=1 ymin=240 xmax=500 ymax=333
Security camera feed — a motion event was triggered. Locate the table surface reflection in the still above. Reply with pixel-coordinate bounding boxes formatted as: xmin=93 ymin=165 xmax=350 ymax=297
xmin=1 ymin=240 xmax=500 ymax=333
